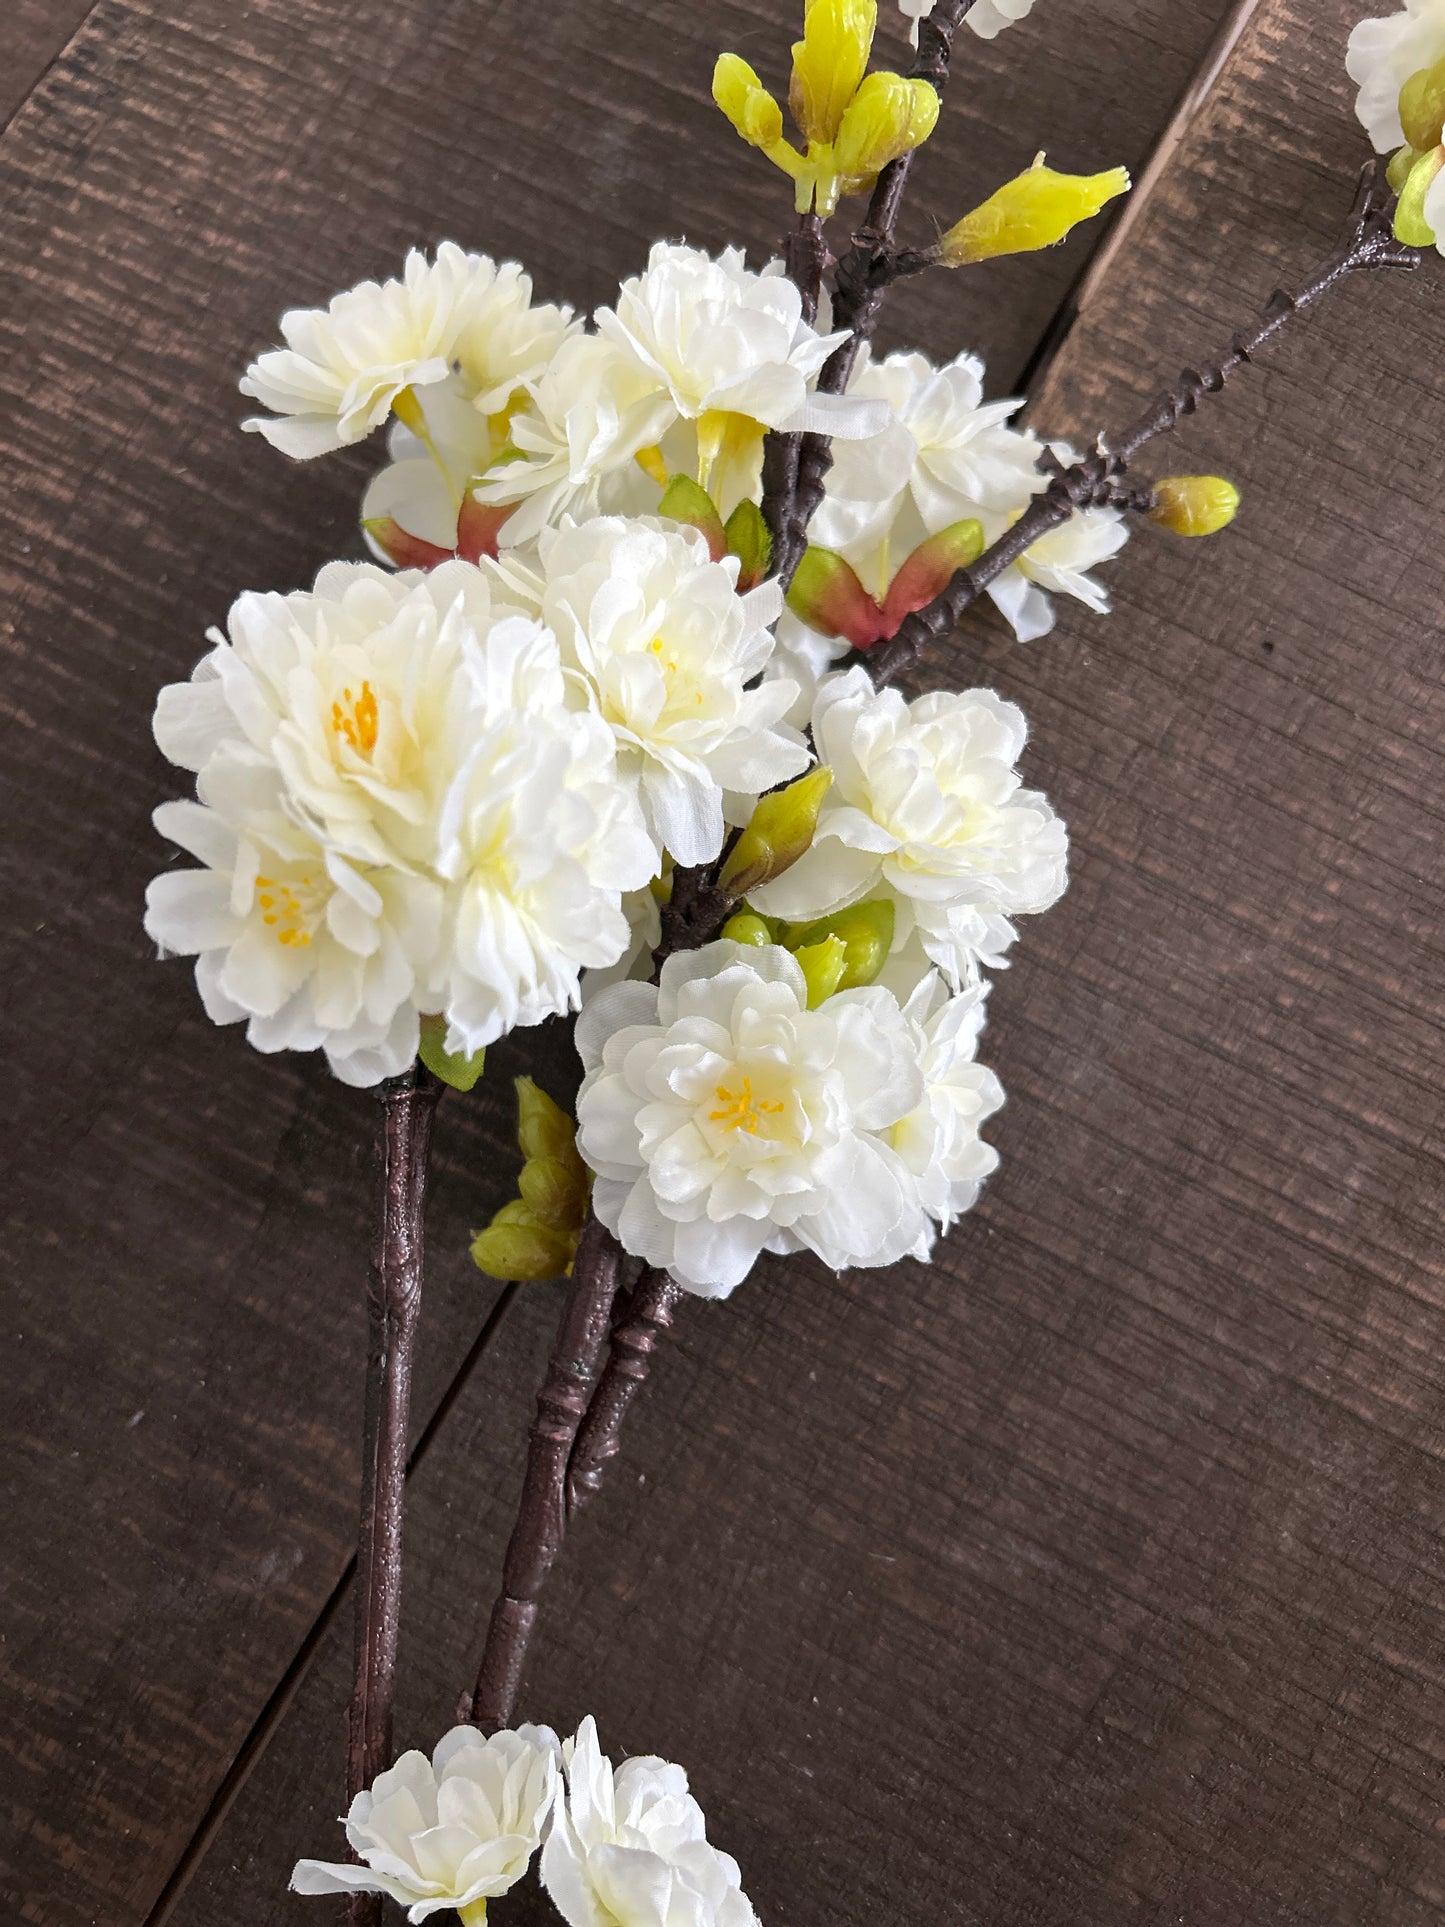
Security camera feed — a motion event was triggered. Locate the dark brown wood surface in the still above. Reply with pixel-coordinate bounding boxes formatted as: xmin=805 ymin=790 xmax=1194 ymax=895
xmin=6 ymin=1 xmax=1444 ymax=1923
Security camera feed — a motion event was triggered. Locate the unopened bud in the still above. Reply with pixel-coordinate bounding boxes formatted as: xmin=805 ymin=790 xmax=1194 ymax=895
xmin=788 ymin=898 xmax=895 ymax=991
xmin=719 ymin=765 xmax=834 ymax=898
xmin=786 ymin=544 xmax=888 ymax=647
xmin=1394 ymin=144 xmax=1445 ymax=246
xmin=1148 ymin=475 xmax=1241 ymax=539
xmin=471 ymin=1209 xmax=572 ymax=1284
xmin=659 ymin=474 xmax=727 ymax=562
xmin=418 ymin=1014 xmax=486 ymax=1091
xmin=789 ymin=0 xmax=877 ymax=146
xmin=795 ymin=934 xmax=849 ymax=1008
xmin=1400 ymin=57 xmax=1445 ymax=153
xmin=939 ymin=157 xmax=1130 ymax=266
xmin=724 ymin=499 xmax=774 ymax=592
xmin=831 ymin=71 xmax=940 ymax=200
xmin=515 ymin=1076 xmax=581 ymax=1168
xmin=721 ymin=911 xmax=774 ymax=947
xmin=714 ymin=53 xmax=786 ymax=149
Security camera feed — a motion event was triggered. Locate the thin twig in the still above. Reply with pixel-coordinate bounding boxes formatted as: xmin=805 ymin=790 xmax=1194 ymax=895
xmin=761 ymin=210 xmax=829 ymax=568
xmin=469 ymin=1211 xmax=626 ymax=1731
xmin=347 ymin=1062 xmax=441 ymax=1927
xmin=567 ymin=1269 xmax=686 ymax=1510
xmin=862 ymin=162 xmax=1425 ymax=687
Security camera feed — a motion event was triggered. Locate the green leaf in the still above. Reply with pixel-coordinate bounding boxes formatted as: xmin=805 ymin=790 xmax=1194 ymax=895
xmin=419 ymin=1015 xmax=487 ymax=1092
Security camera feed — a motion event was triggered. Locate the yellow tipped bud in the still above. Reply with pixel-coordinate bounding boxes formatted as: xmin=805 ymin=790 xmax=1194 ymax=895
xmin=1400 ymin=57 xmax=1445 ymax=153
xmin=830 ymin=72 xmax=940 ymax=205
xmin=515 ymin=1076 xmax=580 ymax=1166
xmin=713 ymin=53 xmax=786 ymax=150
xmin=787 ymin=898 xmax=895 ymax=991
xmin=1148 ymin=475 xmax=1241 ymax=539
xmin=418 ymin=1014 xmax=486 ymax=1092
xmin=795 ymin=934 xmax=849 ymax=1008
xmin=790 ymin=0 xmax=877 ymax=146
xmin=719 ymin=766 xmax=834 ymax=898
xmin=1394 ymin=144 xmax=1445 ymax=246
xmin=721 ymin=911 xmax=774 ymax=947
xmin=939 ymin=157 xmax=1130 ymax=266
xmin=472 ymin=1079 xmax=591 ymax=1283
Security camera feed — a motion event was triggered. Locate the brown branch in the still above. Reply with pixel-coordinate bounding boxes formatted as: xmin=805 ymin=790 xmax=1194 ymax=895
xmin=347 ymin=1062 xmax=442 ymax=1927
xmin=761 ymin=210 xmax=829 ymax=570
xmin=567 ymin=1268 xmax=686 ymax=1510
xmin=469 ymin=1210 xmax=625 ymax=1731
xmin=861 ymin=161 xmax=1426 ymax=688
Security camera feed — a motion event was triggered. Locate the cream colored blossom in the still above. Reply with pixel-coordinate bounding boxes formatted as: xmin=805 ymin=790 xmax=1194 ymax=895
xmin=902 ymin=0 xmax=1036 ymax=42
xmin=894 ymin=977 xmax=1006 ymax=1229
xmin=1347 ymin=1 xmax=1445 ymax=152
xmin=751 ymin=668 xmax=1068 ymax=987
xmin=291 ymin=1724 xmax=558 ymax=1922
xmin=541 ymin=1718 xmax=757 ymax=1927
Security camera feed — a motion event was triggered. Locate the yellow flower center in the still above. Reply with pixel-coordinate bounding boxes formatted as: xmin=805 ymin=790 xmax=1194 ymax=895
xmin=709 ymin=1076 xmax=784 ymax=1136
xmin=256 ymin=874 xmax=318 ymax=948
xmin=332 ymin=681 xmax=379 ymax=756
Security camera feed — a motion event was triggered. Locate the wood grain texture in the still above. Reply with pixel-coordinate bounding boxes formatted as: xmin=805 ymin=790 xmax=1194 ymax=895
xmin=164 ymin=2 xmax=1445 ymax=1925
xmin=0 ymin=0 xmax=1363 ymax=1922
xmin=0 ymin=0 xmax=98 ymax=132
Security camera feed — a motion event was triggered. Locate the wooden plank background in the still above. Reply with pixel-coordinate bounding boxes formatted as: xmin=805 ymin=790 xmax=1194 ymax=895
xmin=4 ymin=0 xmax=1444 ymax=1923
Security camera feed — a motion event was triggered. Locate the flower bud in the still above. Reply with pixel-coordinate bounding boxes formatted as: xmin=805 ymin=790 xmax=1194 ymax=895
xmin=789 ymin=0 xmax=877 ymax=146
xmin=418 ymin=1014 xmax=487 ymax=1091
xmin=472 ymin=1079 xmax=590 ymax=1281
xmin=1388 ymin=142 xmax=1426 ymax=194
xmin=724 ymin=499 xmax=774 ymax=592
xmin=1400 ymin=57 xmax=1445 ymax=153
xmin=658 ymin=474 xmax=727 ymax=562
xmin=939 ymin=157 xmax=1130 ymax=266
xmin=795 ymin=933 xmax=849 ymax=1008
xmin=786 ymin=544 xmax=889 ymax=647
xmin=1394 ymin=145 xmax=1445 ymax=246
xmin=880 ymin=518 xmax=984 ymax=629
xmin=1148 ymin=475 xmax=1241 ymax=538
xmin=830 ymin=71 xmax=940 ymax=203
xmin=519 ymin=1154 xmax=590 ymax=1228
xmin=788 ymin=898 xmax=895 ymax=991
xmin=719 ymin=765 xmax=834 ymax=897
xmin=713 ymin=53 xmax=786 ymax=149
xmin=721 ymin=910 xmax=774 ymax=946
xmin=470 ymin=1210 xmax=573 ymax=1284
xmin=515 ymin=1076 xmax=582 ymax=1168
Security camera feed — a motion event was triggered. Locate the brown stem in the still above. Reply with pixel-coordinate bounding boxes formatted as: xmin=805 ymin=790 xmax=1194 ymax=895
xmin=862 ymin=161 xmax=1425 ymax=688
xmin=470 ymin=1210 xmax=625 ymax=1731
xmin=567 ymin=1268 xmax=686 ymax=1510
xmin=346 ymin=1062 xmax=441 ymax=1927
xmin=761 ymin=210 xmax=829 ymax=572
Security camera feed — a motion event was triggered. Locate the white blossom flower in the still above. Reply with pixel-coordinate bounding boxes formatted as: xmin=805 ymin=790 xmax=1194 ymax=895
xmin=576 ymin=942 xmax=932 ymax=1295
xmin=1347 ymin=1 xmax=1445 ymax=153
xmin=987 ymin=458 xmax=1129 ymax=643
xmin=750 ymin=668 xmax=1068 ymax=987
xmin=144 ymin=800 xmax=442 ymax=1088
xmin=596 ymin=241 xmax=884 ymax=442
xmin=894 ymin=977 xmax=1006 ymax=1229
xmin=291 ymin=1723 xmax=558 ymax=1922
xmin=433 ymin=613 xmax=656 ymax=1054
xmin=901 ymin=0 xmax=1035 ymax=43
xmin=363 ymin=382 xmax=502 ymax=560
xmin=541 ymin=1717 xmax=757 ymax=1927
xmin=537 ymin=518 xmax=808 ymax=867
xmin=241 ymin=246 xmax=565 ymax=459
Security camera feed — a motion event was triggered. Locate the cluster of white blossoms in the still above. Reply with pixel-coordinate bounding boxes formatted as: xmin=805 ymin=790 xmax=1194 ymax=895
xmin=291 ymin=1717 xmax=757 ymax=1927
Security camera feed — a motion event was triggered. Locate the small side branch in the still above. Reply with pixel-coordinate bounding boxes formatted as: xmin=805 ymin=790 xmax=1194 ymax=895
xmin=568 ymin=1269 xmax=686 ymax=1511
xmin=347 ymin=1062 xmax=441 ymax=1926
xmin=862 ymin=163 xmax=1424 ymax=687
xmin=470 ymin=1211 xmax=626 ymax=1731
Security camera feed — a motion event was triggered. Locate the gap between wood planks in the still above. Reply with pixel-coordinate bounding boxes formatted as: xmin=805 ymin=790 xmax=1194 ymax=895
xmin=135 ymin=8 xmax=1265 ymax=1919
xmin=0 ymin=0 xmax=108 ymax=136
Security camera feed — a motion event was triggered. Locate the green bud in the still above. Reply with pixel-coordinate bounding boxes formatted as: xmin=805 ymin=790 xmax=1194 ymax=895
xmin=1148 ymin=475 xmax=1241 ymax=538
xmin=1395 ymin=145 xmax=1444 ymax=246
xmin=939 ymin=157 xmax=1130 ymax=266
xmin=658 ymin=474 xmax=727 ymax=561
xmin=1400 ymin=58 xmax=1445 ymax=152
xmin=718 ymin=765 xmax=834 ymax=898
xmin=794 ymin=934 xmax=849 ymax=1008
xmin=470 ymin=1214 xmax=572 ymax=1283
xmin=515 ymin=1076 xmax=581 ymax=1166
xmin=519 ymin=1153 xmax=590 ymax=1228
xmin=724 ymin=499 xmax=773 ymax=592
xmin=1388 ymin=142 xmax=1426 ymax=194
xmin=788 ymin=898 xmax=895 ymax=991
xmin=721 ymin=910 xmax=774 ymax=946
xmin=418 ymin=1014 xmax=486 ymax=1092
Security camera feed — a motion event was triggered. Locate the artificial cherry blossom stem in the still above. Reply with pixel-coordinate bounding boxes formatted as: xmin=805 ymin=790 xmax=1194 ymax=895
xmin=471 ymin=1210 xmax=626 ymax=1730
xmin=862 ymin=160 xmax=1426 ymax=687
xmin=567 ymin=1268 xmax=686 ymax=1510
xmin=347 ymin=1062 xmax=442 ymax=1926
xmin=761 ymin=210 xmax=829 ymax=568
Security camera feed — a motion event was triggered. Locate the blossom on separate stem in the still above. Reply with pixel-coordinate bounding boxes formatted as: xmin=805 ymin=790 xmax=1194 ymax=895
xmin=749 ymin=668 xmax=1068 ymax=985
xmin=290 ymin=1723 xmax=558 ymax=1922
xmin=240 ymin=246 xmax=572 ymax=459
xmin=1347 ymin=1 xmax=1445 ymax=152
xmin=576 ymin=941 xmax=933 ymax=1294
xmin=541 ymin=1717 xmax=758 ymax=1927
xmin=900 ymin=0 xmax=1036 ymax=45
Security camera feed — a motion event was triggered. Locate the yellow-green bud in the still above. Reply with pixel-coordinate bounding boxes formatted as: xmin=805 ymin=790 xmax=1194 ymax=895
xmin=1394 ymin=145 xmax=1445 ymax=246
xmin=938 ymin=157 xmax=1130 ymax=266
xmin=719 ymin=766 xmax=834 ymax=898
xmin=418 ymin=1014 xmax=486 ymax=1092
xmin=519 ymin=1154 xmax=589 ymax=1228
xmin=794 ymin=934 xmax=849 ymax=1008
xmin=515 ymin=1076 xmax=579 ymax=1166
xmin=790 ymin=0 xmax=876 ymax=146
xmin=1400 ymin=57 xmax=1445 ymax=153
xmin=829 ymin=71 xmax=940 ymax=206
xmin=1388 ymin=142 xmax=1426 ymax=194
xmin=1148 ymin=475 xmax=1241 ymax=539
xmin=470 ymin=1212 xmax=572 ymax=1284
xmin=721 ymin=911 xmax=774 ymax=947
xmin=788 ymin=898 xmax=895 ymax=991
xmin=713 ymin=53 xmax=786 ymax=149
